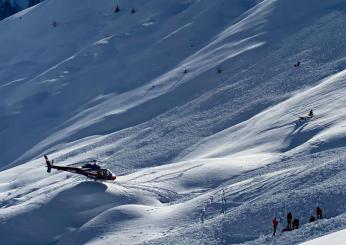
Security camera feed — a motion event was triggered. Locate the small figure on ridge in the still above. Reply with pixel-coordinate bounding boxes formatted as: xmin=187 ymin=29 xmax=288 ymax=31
xmin=114 ymin=5 xmax=120 ymax=13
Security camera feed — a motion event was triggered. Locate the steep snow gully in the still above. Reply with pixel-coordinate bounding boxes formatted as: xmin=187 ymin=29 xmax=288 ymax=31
xmin=1 ymin=0 xmax=346 ymax=244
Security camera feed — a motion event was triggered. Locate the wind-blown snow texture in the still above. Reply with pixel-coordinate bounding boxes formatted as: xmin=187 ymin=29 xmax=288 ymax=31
xmin=1 ymin=0 xmax=346 ymax=244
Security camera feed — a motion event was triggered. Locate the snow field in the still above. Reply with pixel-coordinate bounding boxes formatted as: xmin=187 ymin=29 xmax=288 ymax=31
xmin=1 ymin=0 xmax=346 ymax=244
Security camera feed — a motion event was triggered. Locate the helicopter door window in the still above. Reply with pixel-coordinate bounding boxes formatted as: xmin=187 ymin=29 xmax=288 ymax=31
xmin=103 ymin=170 xmax=108 ymax=177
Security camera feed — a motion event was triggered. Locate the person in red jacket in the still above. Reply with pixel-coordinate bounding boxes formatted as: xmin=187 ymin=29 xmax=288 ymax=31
xmin=316 ymin=207 xmax=323 ymax=219
xmin=272 ymin=217 xmax=279 ymax=236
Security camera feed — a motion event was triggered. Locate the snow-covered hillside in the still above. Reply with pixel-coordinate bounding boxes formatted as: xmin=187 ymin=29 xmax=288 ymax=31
xmin=1 ymin=0 xmax=346 ymax=244
xmin=0 ymin=0 xmax=42 ymax=20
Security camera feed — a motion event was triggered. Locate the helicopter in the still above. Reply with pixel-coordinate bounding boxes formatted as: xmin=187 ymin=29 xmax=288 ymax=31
xmin=44 ymin=155 xmax=116 ymax=181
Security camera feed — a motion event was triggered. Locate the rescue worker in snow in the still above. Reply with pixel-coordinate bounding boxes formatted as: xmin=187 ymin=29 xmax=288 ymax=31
xmin=308 ymin=215 xmax=316 ymax=223
xmin=272 ymin=217 xmax=279 ymax=236
xmin=114 ymin=5 xmax=120 ymax=13
xmin=308 ymin=109 xmax=314 ymax=117
xmin=316 ymin=207 xmax=323 ymax=219
xmin=287 ymin=212 xmax=293 ymax=230
xmin=292 ymin=218 xmax=299 ymax=229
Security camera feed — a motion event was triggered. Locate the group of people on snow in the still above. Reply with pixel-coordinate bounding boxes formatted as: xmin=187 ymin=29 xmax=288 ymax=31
xmin=272 ymin=207 xmax=323 ymax=236
xmin=282 ymin=211 xmax=299 ymax=232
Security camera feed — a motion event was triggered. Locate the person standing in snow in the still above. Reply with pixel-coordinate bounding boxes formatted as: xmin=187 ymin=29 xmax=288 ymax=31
xmin=131 ymin=8 xmax=136 ymax=14
xmin=272 ymin=217 xmax=279 ymax=236
xmin=316 ymin=207 xmax=323 ymax=219
xmin=114 ymin=5 xmax=120 ymax=13
xmin=287 ymin=212 xmax=293 ymax=230
xmin=308 ymin=109 xmax=314 ymax=117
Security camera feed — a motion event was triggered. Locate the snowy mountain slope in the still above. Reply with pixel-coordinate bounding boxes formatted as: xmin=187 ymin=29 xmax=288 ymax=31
xmin=0 ymin=0 xmax=42 ymax=20
xmin=300 ymin=229 xmax=346 ymax=245
xmin=0 ymin=0 xmax=263 ymax=167
xmin=1 ymin=0 xmax=346 ymax=244
xmin=184 ymin=69 xmax=346 ymax=160
xmin=1 ymin=0 xmax=345 ymax=168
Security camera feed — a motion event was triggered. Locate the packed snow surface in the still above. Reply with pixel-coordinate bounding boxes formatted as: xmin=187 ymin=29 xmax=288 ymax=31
xmin=300 ymin=229 xmax=346 ymax=245
xmin=1 ymin=0 xmax=346 ymax=244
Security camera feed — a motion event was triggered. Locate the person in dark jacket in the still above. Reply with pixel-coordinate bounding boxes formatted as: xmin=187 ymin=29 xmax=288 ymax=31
xmin=316 ymin=207 xmax=323 ymax=219
xmin=287 ymin=212 xmax=293 ymax=230
xmin=114 ymin=5 xmax=120 ymax=13
xmin=308 ymin=215 xmax=316 ymax=223
xmin=292 ymin=219 xmax=298 ymax=229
